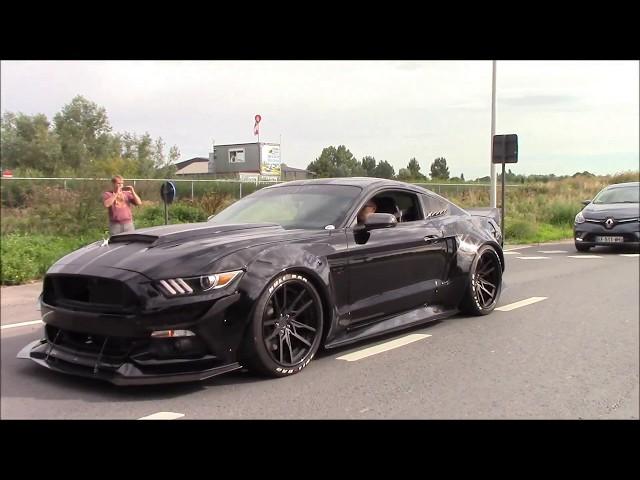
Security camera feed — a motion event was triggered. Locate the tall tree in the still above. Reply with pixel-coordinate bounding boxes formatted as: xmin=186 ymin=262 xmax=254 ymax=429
xmin=407 ymin=157 xmax=426 ymax=180
xmin=430 ymin=157 xmax=450 ymax=180
xmin=373 ymin=160 xmax=395 ymax=179
xmin=307 ymin=145 xmax=364 ymax=177
xmin=168 ymin=145 xmax=181 ymax=164
xmin=361 ymin=156 xmax=377 ymax=176
xmin=53 ymin=95 xmax=113 ymax=170
xmin=135 ymin=132 xmax=155 ymax=176
xmin=158 ymin=145 xmax=180 ymax=177
xmin=0 ymin=112 xmax=62 ymax=174
xmin=153 ymin=137 xmax=166 ymax=168
xmin=396 ymin=168 xmax=412 ymax=181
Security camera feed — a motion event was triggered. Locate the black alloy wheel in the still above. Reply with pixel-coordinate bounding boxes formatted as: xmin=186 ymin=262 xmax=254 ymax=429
xmin=243 ymin=273 xmax=323 ymax=376
xmin=460 ymin=245 xmax=502 ymax=315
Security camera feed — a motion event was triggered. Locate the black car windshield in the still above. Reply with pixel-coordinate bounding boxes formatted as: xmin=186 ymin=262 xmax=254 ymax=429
xmin=208 ymin=184 xmax=362 ymax=229
xmin=593 ymin=185 xmax=639 ymax=204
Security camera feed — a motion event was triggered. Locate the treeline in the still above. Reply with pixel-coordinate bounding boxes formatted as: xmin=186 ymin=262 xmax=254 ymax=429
xmin=478 ymin=169 xmax=598 ymax=184
xmin=306 ymin=146 xmax=457 ymax=182
xmin=1 ymin=95 xmax=179 ymax=178
xmin=306 ymin=145 xmax=604 ymax=183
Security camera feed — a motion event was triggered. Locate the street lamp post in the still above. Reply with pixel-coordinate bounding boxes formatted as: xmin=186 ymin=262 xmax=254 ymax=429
xmin=490 ymin=60 xmax=497 ymax=208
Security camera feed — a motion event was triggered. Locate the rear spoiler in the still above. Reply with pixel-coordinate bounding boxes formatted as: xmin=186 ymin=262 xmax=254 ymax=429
xmin=465 ymin=208 xmax=501 ymax=228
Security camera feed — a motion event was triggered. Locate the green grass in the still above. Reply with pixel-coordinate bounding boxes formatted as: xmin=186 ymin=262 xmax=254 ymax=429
xmin=2 ymin=171 xmax=637 ymax=284
xmin=1 ymin=232 xmax=103 ymax=285
xmin=504 ymin=221 xmax=573 ymax=245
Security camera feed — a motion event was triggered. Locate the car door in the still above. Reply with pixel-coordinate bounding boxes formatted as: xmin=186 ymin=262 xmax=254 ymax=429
xmin=343 ymin=189 xmax=451 ymax=327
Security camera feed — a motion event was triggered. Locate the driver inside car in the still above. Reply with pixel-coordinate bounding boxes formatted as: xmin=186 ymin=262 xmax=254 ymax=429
xmin=357 ymin=199 xmax=377 ymax=224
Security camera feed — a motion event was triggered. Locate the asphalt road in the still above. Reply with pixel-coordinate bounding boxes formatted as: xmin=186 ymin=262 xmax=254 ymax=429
xmin=1 ymin=241 xmax=638 ymax=419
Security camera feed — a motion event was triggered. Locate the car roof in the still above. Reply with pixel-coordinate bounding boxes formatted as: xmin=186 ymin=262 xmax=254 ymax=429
xmin=605 ymin=181 xmax=639 ymax=189
xmin=265 ymin=177 xmax=431 ymax=194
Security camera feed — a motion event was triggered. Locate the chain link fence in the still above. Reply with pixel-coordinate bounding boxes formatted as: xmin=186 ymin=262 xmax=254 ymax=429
xmin=1 ymin=176 xmax=524 ymax=209
xmin=0 ymin=177 xmax=285 ymax=208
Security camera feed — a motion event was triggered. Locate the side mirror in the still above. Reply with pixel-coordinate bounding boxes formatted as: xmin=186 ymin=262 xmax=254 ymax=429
xmin=581 ymin=199 xmax=592 ymax=207
xmin=364 ymin=213 xmax=397 ymax=230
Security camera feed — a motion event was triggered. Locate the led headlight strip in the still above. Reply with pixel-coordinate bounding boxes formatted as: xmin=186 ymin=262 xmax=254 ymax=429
xmin=157 ymin=270 xmax=242 ymax=297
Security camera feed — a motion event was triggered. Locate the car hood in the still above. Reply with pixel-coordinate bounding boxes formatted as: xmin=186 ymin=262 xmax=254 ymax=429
xmin=583 ymin=203 xmax=640 ymax=220
xmin=50 ymin=222 xmax=327 ymax=279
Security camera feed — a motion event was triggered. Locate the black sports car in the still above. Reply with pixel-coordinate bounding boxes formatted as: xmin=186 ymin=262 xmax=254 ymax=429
xmin=19 ymin=178 xmax=504 ymax=385
xmin=574 ymin=181 xmax=640 ymax=252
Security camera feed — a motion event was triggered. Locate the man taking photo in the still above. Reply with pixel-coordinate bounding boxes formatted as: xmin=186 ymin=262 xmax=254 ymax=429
xmin=102 ymin=175 xmax=142 ymax=235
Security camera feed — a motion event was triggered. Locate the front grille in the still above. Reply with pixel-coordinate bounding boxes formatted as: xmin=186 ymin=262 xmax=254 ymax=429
xmin=45 ymin=325 xmax=144 ymax=358
xmin=585 ymin=218 xmax=639 ymax=227
xmin=43 ymin=275 xmax=140 ymax=313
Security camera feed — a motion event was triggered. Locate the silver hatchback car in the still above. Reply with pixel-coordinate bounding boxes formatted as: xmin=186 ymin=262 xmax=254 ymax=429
xmin=574 ymin=182 xmax=640 ymax=251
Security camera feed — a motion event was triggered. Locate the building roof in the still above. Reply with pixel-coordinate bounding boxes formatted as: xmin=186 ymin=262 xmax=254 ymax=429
xmin=174 ymin=157 xmax=208 ymax=169
xmin=212 ymin=142 xmax=279 ymax=148
xmin=281 ymin=164 xmax=314 ymax=174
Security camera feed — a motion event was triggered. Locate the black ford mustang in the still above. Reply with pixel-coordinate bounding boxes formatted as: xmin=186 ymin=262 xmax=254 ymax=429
xmin=574 ymin=181 xmax=640 ymax=251
xmin=19 ymin=178 xmax=504 ymax=385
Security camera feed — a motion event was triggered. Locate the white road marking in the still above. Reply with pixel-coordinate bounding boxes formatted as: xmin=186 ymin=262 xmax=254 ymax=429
xmin=138 ymin=412 xmax=185 ymax=420
xmin=336 ymin=334 xmax=431 ymax=362
xmin=1 ymin=320 xmax=43 ymax=330
xmin=516 ymin=256 xmax=550 ymax=260
xmin=567 ymin=255 xmax=602 ymax=259
xmin=538 ymin=250 xmax=567 ymax=254
xmin=504 ymin=245 xmax=532 ymax=251
xmin=619 ymin=254 xmax=639 ymax=257
xmin=496 ymin=297 xmax=548 ymax=312
xmin=503 ymin=251 xmax=521 ymax=255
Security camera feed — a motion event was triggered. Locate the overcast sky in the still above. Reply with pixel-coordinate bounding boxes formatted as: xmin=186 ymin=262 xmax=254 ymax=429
xmin=1 ymin=60 xmax=638 ymax=179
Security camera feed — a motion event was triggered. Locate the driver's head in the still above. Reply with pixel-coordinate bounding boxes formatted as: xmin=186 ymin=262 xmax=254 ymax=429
xmin=357 ymin=199 xmax=377 ymax=224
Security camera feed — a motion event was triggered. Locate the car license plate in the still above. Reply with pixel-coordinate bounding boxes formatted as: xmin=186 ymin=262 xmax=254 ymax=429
xmin=595 ymin=236 xmax=623 ymax=243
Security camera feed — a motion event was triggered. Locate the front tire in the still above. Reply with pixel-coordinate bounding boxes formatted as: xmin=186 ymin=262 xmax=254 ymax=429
xmin=460 ymin=245 xmax=503 ymax=316
xmin=241 ymin=272 xmax=323 ymax=377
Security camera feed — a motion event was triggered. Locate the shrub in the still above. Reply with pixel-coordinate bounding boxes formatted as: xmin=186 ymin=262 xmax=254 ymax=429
xmin=504 ymin=219 xmax=537 ymax=241
xmin=1 ymin=233 xmax=101 ymax=285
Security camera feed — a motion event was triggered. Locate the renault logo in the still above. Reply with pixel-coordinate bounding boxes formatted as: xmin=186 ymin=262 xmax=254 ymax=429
xmin=605 ymin=218 xmax=615 ymax=228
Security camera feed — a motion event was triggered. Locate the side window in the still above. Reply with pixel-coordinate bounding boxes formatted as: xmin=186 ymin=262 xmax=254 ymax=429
xmin=421 ymin=194 xmax=449 ymax=219
xmin=369 ymin=190 xmax=424 ymax=223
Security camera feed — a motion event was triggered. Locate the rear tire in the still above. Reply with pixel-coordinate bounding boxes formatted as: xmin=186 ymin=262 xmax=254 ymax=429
xmin=241 ymin=272 xmax=323 ymax=377
xmin=460 ymin=245 xmax=502 ymax=316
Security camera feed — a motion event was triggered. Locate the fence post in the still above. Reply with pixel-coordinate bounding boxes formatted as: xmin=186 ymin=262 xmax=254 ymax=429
xmin=191 ymin=181 xmax=194 ymax=201
xmin=239 ymin=182 xmax=242 ymax=199
xmin=64 ymin=180 xmax=67 ymax=190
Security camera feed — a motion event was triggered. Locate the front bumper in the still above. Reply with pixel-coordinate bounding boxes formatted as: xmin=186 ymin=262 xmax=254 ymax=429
xmin=18 ymin=339 xmax=241 ymax=385
xmin=574 ymin=221 xmax=640 ymax=248
xmin=18 ymin=292 xmax=248 ymax=386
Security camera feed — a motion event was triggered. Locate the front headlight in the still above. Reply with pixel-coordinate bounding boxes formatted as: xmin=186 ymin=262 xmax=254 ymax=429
xmin=156 ymin=270 xmax=243 ymax=297
xmin=575 ymin=212 xmax=585 ymax=224
xmin=199 ymin=271 xmax=243 ymax=291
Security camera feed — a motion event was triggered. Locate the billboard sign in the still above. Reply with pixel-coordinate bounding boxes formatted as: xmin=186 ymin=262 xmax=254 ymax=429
xmin=261 ymin=144 xmax=281 ymax=177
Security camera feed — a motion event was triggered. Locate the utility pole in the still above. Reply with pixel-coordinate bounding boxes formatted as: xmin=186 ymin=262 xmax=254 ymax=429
xmin=490 ymin=60 xmax=497 ymax=208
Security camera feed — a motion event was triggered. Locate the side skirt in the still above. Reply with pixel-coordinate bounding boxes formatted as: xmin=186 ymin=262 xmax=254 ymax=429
xmin=324 ymin=304 xmax=458 ymax=350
